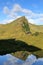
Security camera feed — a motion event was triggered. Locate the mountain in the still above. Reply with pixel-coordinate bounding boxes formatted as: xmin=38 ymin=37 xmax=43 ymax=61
xmin=0 ymin=16 xmax=43 ymax=48
xmin=0 ymin=16 xmax=31 ymax=38
xmin=0 ymin=16 xmax=43 ymax=60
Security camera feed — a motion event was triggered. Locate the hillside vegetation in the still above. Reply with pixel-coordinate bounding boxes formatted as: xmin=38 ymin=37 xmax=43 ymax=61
xmin=0 ymin=16 xmax=43 ymax=60
xmin=0 ymin=16 xmax=43 ymax=49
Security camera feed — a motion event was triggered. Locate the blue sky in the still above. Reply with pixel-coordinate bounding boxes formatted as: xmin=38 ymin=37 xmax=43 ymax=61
xmin=0 ymin=0 xmax=43 ymax=25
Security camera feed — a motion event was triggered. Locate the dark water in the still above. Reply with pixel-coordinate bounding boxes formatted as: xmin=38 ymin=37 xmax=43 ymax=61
xmin=0 ymin=54 xmax=43 ymax=65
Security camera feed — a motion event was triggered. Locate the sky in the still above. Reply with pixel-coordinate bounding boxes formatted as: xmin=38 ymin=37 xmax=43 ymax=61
xmin=0 ymin=0 xmax=43 ymax=25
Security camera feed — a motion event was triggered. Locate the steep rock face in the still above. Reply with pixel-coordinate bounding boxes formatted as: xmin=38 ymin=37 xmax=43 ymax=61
xmin=21 ymin=16 xmax=31 ymax=34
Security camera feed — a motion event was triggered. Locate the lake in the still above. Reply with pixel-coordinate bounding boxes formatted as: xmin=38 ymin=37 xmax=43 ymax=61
xmin=0 ymin=54 xmax=43 ymax=65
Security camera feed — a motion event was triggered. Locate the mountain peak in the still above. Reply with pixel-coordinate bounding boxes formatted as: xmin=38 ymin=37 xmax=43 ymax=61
xmin=16 ymin=16 xmax=26 ymax=22
xmin=20 ymin=16 xmax=26 ymax=19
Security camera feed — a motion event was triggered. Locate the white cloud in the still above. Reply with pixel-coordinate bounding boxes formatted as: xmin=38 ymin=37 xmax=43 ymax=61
xmin=2 ymin=4 xmax=43 ymax=25
xmin=28 ymin=17 xmax=43 ymax=25
xmin=3 ymin=4 xmax=35 ymax=18
xmin=23 ymin=54 xmax=37 ymax=65
xmin=3 ymin=54 xmax=24 ymax=65
xmin=1 ymin=19 xmax=14 ymax=24
xmin=12 ymin=4 xmax=22 ymax=12
xmin=3 ymin=54 xmax=37 ymax=65
xmin=23 ymin=9 xmax=30 ymax=14
xmin=3 ymin=6 xmax=9 ymax=14
xmin=28 ymin=19 xmax=36 ymax=24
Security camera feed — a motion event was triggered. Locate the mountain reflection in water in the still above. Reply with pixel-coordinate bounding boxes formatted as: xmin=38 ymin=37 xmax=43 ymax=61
xmin=0 ymin=54 xmax=43 ymax=65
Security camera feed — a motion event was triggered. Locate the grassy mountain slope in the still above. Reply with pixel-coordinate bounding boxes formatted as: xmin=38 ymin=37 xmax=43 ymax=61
xmin=29 ymin=23 xmax=43 ymax=33
xmin=0 ymin=16 xmax=43 ymax=49
xmin=0 ymin=16 xmax=43 ymax=60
